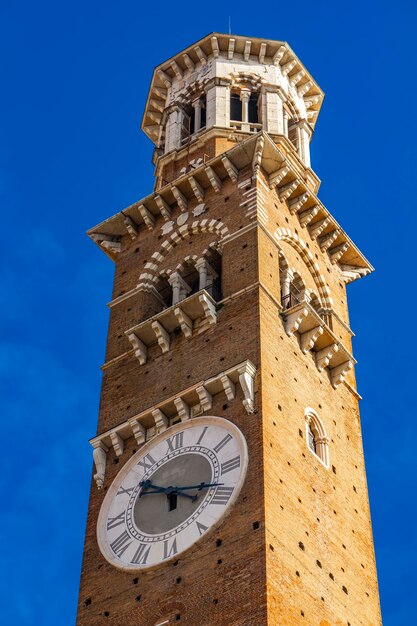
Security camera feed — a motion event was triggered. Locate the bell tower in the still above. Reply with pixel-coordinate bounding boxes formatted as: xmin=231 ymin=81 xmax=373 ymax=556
xmin=78 ymin=33 xmax=382 ymax=625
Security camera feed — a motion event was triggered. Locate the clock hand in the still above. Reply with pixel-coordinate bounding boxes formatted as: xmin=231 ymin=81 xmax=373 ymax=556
xmin=173 ymin=482 xmax=224 ymax=491
xmin=139 ymin=480 xmax=168 ymax=497
xmin=139 ymin=481 xmax=203 ymax=502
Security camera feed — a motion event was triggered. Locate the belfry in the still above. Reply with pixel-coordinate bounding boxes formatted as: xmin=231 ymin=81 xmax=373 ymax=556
xmin=77 ymin=33 xmax=382 ymax=625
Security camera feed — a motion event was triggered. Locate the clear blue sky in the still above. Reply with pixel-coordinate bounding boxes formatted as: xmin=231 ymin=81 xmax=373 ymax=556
xmin=1 ymin=1 xmax=415 ymax=624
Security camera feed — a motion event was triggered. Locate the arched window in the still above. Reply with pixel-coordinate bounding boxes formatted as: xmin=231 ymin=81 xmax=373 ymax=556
xmin=279 ymin=265 xmax=306 ymax=310
xmin=304 ymin=407 xmax=330 ymax=468
xmin=230 ymin=89 xmax=260 ymax=130
xmin=180 ymin=95 xmax=206 ymax=144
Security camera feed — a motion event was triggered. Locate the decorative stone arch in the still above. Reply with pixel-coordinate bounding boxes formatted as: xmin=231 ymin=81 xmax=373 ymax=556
xmin=274 ymin=228 xmax=333 ymax=308
xmin=229 ymin=71 xmax=264 ymax=91
xmin=285 ymin=97 xmax=300 ymax=123
xmin=176 ymin=77 xmax=211 ymax=108
xmin=304 ymin=407 xmax=330 ymax=468
xmin=138 ymin=219 xmax=228 ymax=291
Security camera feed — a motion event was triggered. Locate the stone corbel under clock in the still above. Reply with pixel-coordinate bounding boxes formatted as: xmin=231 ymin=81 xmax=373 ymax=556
xmin=89 ymin=359 xmax=257 ymax=489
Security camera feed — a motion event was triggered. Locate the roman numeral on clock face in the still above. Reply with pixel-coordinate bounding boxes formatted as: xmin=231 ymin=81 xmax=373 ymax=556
xmin=214 ymin=433 xmax=232 ymax=453
xmin=196 ymin=521 xmax=208 ymax=536
xmin=131 ymin=543 xmax=151 ymax=565
xmin=107 ymin=510 xmax=126 ymax=530
xmin=137 ymin=453 xmax=156 ymax=472
xmin=221 ymin=456 xmax=241 ymax=475
xmin=163 ymin=538 xmax=178 ymax=560
xmin=110 ymin=530 xmax=132 ymax=557
xmin=166 ymin=431 xmax=184 ymax=453
xmin=117 ymin=485 xmax=134 ymax=497
xmin=196 ymin=426 xmax=208 ymax=445
xmin=211 ymin=486 xmax=234 ymax=505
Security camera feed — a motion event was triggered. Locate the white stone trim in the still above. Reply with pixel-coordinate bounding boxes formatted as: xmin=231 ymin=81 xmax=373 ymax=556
xmin=92 ymin=441 xmax=108 ymax=490
xmin=283 ymin=299 xmax=355 ymax=386
xmin=274 ymin=227 xmax=333 ymax=308
xmin=89 ymin=360 xmax=257 ymax=489
xmin=88 ymin=132 xmax=372 ymax=282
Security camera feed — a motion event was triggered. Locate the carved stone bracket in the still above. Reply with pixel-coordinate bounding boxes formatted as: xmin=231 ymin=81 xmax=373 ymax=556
xmin=92 ymin=441 xmax=108 ymax=490
xmin=288 ymin=193 xmax=309 ymax=214
xmin=126 ymin=290 xmax=218 ymax=365
xmin=174 ymin=307 xmax=193 ymax=338
xmin=300 ymin=326 xmax=324 ymax=353
xmin=316 ymin=343 xmax=338 ymax=371
xmin=268 ymin=164 xmax=289 ymax=189
xmin=196 ymin=386 xmax=212 ymax=412
xmin=128 ymin=418 xmax=146 ymax=446
xmin=110 ymin=432 xmax=124 ymax=457
xmin=299 ymin=205 xmax=319 ymax=227
xmin=138 ymin=204 xmax=155 ymax=231
xmin=123 ymin=215 xmax=139 ymax=239
xmin=127 ymin=333 xmax=147 ymax=365
xmin=174 ymin=398 xmax=190 ymax=421
xmin=283 ymin=300 xmax=356 ymax=384
xmin=153 ymin=409 xmax=169 ymax=434
xmin=221 ymin=155 xmax=238 ymax=183
xmin=205 ymin=165 xmax=221 ymax=191
xmin=237 ymin=361 xmax=257 ymax=414
xmin=221 ymin=375 xmax=236 ymax=400
xmin=285 ymin=306 xmax=309 ymax=335
xmin=152 ymin=321 xmax=170 ymax=353
xmin=330 ymin=360 xmax=354 ymax=388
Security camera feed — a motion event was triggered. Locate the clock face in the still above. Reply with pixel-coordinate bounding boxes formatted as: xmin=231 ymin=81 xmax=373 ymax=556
xmin=97 ymin=416 xmax=248 ymax=571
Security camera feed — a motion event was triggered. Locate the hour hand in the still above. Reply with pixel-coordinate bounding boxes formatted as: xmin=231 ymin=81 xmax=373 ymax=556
xmin=139 ymin=480 xmax=167 ymax=496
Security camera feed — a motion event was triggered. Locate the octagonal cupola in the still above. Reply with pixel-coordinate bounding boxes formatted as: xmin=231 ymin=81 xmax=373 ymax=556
xmin=142 ymin=32 xmax=324 ymax=185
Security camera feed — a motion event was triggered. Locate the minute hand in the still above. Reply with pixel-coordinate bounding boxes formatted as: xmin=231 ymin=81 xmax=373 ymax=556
xmin=174 ymin=482 xmax=224 ymax=491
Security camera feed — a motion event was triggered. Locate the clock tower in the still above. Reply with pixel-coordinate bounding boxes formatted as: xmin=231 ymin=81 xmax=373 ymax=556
xmin=77 ymin=33 xmax=382 ymax=625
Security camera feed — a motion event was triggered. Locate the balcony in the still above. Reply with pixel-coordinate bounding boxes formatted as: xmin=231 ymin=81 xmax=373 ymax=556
xmin=125 ymin=290 xmax=217 ymax=365
xmin=230 ymin=120 xmax=262 ymax=133
xmin=283 ymin=299 xmax=355 ymax=388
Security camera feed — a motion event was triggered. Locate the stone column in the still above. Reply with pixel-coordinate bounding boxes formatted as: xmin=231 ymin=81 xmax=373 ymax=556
xmin=297 ymin=121 xmax=312 ymax=168
xmin=169 ymin=272 xmax=191 ymax=305
xmin=240 ymin=89 xmax=251 ymax=131
xmin=192 ymin=98 xmax=202 ymax=133
xmin=283 ymin=109 xmax=289 ymax=138
xmin=196 ymin=258 xmax=217 ymax=291
xmin=280 ymin=268 xmax=294 ymax=308
xmin=196 ymin=258 xmax=208 ymax=290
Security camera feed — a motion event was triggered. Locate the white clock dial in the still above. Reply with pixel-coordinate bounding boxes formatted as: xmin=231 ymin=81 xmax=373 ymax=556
xmin=97 ymin=416 xmax=248 ymax=571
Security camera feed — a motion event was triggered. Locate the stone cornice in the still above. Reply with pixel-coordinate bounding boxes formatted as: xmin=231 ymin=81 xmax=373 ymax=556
xmin=89 ymin=360 xmax=257 ymax=489
xmin=141 ymin=33 xmax=324 ymax=144
xmin=88 ymin=131 xmax=373 ymax=282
